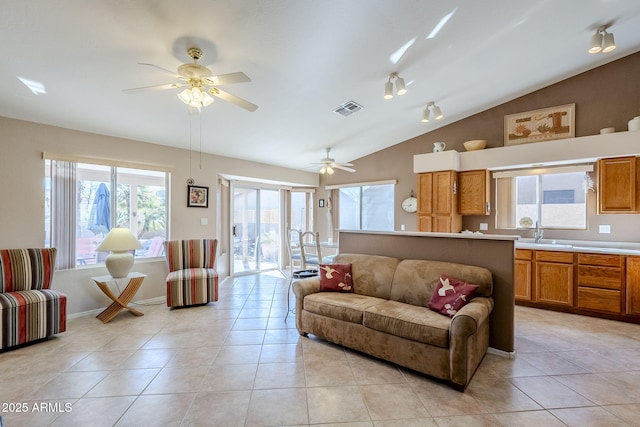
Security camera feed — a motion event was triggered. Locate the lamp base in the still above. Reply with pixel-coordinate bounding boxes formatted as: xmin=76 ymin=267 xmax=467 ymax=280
xmin=105 ymin=251 xmax=135 ymax=278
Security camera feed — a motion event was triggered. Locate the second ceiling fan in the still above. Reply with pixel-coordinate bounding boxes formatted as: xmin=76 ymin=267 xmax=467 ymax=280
xmin=314 ymin=148 xmax=355 ymax=174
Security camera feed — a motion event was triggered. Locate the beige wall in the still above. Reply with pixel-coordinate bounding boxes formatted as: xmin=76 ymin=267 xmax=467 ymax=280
xmin=317 ymin=51 xmax=640 ymax=243
xmin=0 ymin=116 xmax=317 ymax=315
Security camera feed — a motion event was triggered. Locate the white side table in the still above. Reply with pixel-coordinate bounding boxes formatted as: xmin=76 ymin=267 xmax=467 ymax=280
xmin=91 ymin=272 xmax=146 ymax=323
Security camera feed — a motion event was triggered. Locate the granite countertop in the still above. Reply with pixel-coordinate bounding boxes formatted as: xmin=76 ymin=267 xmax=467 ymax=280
xmin=515 ymin=238 xmax=640 ymax=256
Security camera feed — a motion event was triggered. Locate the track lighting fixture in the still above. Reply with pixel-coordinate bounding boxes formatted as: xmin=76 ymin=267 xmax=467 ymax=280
xmin=421 ymin=102 xmax=444 ymax=122
xmin=384 ymin=72 xmax=408 ymax=99
xmin=588 ymin=26 xmax=616 ymax=54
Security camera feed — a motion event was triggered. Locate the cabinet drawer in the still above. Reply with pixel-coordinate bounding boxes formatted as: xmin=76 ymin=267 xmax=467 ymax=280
xmin=578 ymin=287 xmax=621 ymax=313
xmin=535 ymin=250 xmax=574 ymax=263
xmin=515 ymin=249 xmax=532 ymax=261
xmin=578 ymin=265 xmax=622 ymax=290
xmin=578 ymin=253 xmax=623 ymax=267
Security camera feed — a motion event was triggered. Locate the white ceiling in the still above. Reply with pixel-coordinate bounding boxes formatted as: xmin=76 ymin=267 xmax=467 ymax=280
xmin=2 ymin=1 xmax=640 ymax=172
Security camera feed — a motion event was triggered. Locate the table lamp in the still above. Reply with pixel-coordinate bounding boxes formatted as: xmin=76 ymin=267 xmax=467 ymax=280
xmin=95 ymin=228 xmax=143 ymax=278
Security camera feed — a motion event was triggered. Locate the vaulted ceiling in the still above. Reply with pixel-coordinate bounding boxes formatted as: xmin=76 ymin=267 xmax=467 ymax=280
xmin=2 ymin=1 xmax=639 ymax=172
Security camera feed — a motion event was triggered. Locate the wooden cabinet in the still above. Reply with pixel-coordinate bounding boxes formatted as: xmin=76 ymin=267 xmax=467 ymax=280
xmin=577 ymin=253 xmax=623 ymax=314
xmin=598 ymin=156 xmax=639 ymax=213
xmin=514 ymin=249 xmax=532 ymax=301
xmin=627 ymin=256 xmax=640 ymax=316
xmin=534 ymin=250 xmax=574 ymax=306
xmin=459 ymin=169 xmax=491 ymax=215
xmin=417 ymin=171 xmax=461 ymax=232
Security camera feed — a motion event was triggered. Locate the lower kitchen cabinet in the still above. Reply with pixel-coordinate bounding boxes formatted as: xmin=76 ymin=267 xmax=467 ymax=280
xmin=627 ymin=256 xmax=640 ymax=316
xmin=514 ymin=249 xmax=532 ymax=301
xmin=535 ymin=250 xmax=574 ymax=306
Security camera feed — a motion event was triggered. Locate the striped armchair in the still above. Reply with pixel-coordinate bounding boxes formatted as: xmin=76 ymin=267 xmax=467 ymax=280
xmin=164 ymin=239 xmax=219 ymax=308
xmin=0 ymin=248 xmax=67 ymax=350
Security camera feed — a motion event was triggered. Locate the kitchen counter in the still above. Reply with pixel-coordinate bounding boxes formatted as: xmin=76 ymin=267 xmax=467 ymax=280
xmin=515 ymin=238 xmax=640 ymax=256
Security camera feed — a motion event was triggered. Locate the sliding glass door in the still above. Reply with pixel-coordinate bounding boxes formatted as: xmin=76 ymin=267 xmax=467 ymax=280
xmin=232 ymin=185 xmax=281 ymax=275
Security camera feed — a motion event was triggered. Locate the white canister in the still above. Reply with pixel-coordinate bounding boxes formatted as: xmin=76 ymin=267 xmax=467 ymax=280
xmin=629 ymin=116 xmax=640 ymax=132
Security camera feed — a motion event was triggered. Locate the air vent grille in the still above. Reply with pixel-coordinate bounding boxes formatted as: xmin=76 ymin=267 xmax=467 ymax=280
xmin=333 ymin=101 xmax=363 ymax=117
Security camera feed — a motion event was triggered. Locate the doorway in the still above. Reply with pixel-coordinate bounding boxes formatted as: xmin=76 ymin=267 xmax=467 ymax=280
xmin=232 ymin=185 xmax=281 ymax=275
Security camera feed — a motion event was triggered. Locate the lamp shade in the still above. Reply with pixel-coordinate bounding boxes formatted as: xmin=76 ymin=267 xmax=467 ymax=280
xmin=601 ymin=31 xmax=616 ymax=53
xmin=395 ymin=77 xmax=407 ymax=95
xmin=96 ymin=228 xmax=143 ymax=278
xmin=588 ymin=31 xmax=603 ymax=54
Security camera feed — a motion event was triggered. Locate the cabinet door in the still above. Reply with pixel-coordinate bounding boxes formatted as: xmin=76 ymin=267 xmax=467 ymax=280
xmin=418 ymin=215 xmax=432 ymax=232
xmin=598 ymin=156 xmax=638 ymax=213
xmin=535 ymin=261 xmax=574 ymax=306
xmin=418 ymin=173 xmax=433 ymax=215
xmin=459 ymin=169 xmax=490 ymax=215
xmin=627 ymin=256 xmax=640 ymax=316
xmin=433 ymin=170 xmax=456 ymax=215
xmin=515 ymin=259 xmax=532 ymax=301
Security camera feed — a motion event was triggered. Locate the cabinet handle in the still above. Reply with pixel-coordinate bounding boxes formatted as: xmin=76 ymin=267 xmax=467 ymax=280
xmin=452 ymin=182 xmax=457 ymax=195
xmin=486 ymin=202 xmax=491 ymax=213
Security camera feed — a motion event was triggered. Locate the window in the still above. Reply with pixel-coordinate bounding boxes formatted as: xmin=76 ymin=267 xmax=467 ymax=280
xmin=495 ymin=166 xmax=591 ymax=230
xmin=45 ymin=158 xmax=169 ymax=269
xmin=290 ymin=190 xmax=314 ymax=232
xmin=337 ymin=182 xmax=394 ymax=231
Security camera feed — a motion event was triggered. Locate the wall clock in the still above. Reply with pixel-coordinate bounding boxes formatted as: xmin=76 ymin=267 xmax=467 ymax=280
xmin=401 ymin=193 xmax=418 ymax=213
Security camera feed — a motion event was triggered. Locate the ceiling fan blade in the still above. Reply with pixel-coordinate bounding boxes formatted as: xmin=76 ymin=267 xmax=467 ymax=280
xmin=138 ymin=63 xmax=183 ymax=79
xmin=122 ymin=83 xmax=184 ymax=93
xmin=334 ymin=165 xmax=356 ymax=173
xmin=337 ymin=162 xmax=354 ymax=167
xmin=211 ymin=88 xmax=258 ymax=112
xmin=205 ymin=72 xmax=251 ymax=85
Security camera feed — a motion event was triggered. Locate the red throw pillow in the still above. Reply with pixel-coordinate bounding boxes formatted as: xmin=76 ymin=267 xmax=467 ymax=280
xmin=319 ymin=264 xmax=354 ymax=292
xmin=428 ymin=275 xmax=478 ymax=317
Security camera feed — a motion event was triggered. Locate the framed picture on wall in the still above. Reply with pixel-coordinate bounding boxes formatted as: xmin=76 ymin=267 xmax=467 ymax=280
xmin=188 ymin=185 xmax=209 ymax=208
xmin=504 ymin=103 xmax=575 ymax=146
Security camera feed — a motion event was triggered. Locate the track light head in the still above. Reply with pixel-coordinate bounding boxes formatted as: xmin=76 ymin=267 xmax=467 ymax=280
xmin=602 ymin=30 xmax=616 ymax=53
xmin=588 ymin=26 xmax=616 ymax=54
xmin=384 ymin=80 xmax=393 ymax=99
xmin=421 ymin=107 xmax=430 ymax=123
xmin=433 ymin=105 xmax=444 ymax=120
xmin=421 ymin=101 xmax=444 ymax=123
xmin=396 ymin=77 xmax=407 ymax=96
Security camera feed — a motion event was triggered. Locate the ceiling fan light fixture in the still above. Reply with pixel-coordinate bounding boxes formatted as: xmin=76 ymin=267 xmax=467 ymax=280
xmin=178 ymin=89 xmax=192 ymax=104
xmin=202 ymin=91 xmax=214 ymax=106
xmin=326 ymin=166 xmax=335 ymax=175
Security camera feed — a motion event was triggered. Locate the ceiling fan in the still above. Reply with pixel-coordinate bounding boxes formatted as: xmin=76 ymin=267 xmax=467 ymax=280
xmin=314 ymin=148 xmax=356 ymax=174
xmin=123 ymin=47 xmax=258 ymax=112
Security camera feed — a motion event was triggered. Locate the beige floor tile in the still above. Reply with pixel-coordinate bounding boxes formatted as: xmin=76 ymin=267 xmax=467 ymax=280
xmin=232 ymin=317 xmax=269 ymax=330
xmin=214 ymin=344 xmax=262 ymax=364
xmin=602 ymin=403 xmax=640 ymax=427
xmin=430 ymin=413 xmax=502 ymax=426
xmin=307 ymin=385 xmax=371 ymax=424
xmin=245 ymin=388 xmax=309 ymax=426
xmin=553 ymin=373 xmax=640 ymax=405
xmin=165 ymin=345 xmax=221 ymax=367
xmin=183 ymin=391 xmax=251 ymax=427
xmin=491 ymin=410 xmax=566 ymax=426
xmin=254 ymin=362 xmax=306 ymax=389
xmin=413 ymin=382 xmax=487 ymax=417
xmin=26 ymin=371 xmax=109 ymax=400
xmin=550 ymin=406 xmax=631 ymax=427
xmin=86 ymin=368 xmax=159 ymax=397
xmin=466 ymin=377 xmax=542 ymax=413
xmin=360 ymin=383 xmax=429 ymax=420
xmin=259 ymin=342 xmax=303 ymax=363
xmin=348 ymin=356 xmax=407 ymax=385
xmin=200 ymin=363 xmax=257 ymax=391
xmin=518 ymin=351 xmax=590 ymax=375
xmin=67 ymin=350 xmax=136 ymax=371
xmin=373 ymin=420 xmax=436 ymax=427
xmin=143 ymin=365 xmax=207 ymax=394
xmin=510 ymin=376 xmax=595 ymax=409
xmin=114 ymin=393 xmax=195 ymax=426
xmin=49 ymin=396 xmax=136 ymax=427
xmin=305 ymin=360 xmax=357 ymax=386
xmin=119 ymin=348 xmax=176 ymax=369
xmin=223 ymin=329 xmax=266 ymax=345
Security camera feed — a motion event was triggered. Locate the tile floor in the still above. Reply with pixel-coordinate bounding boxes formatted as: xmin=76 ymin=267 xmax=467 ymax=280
xmin=2 ymin=272 xmax=640 ymax=426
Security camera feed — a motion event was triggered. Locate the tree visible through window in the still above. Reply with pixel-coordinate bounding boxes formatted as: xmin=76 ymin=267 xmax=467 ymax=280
xmin=45 ymin=160 xmax=168 ymax=269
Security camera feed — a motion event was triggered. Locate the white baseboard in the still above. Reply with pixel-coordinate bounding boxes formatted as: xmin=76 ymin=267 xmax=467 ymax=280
xmin=67 ymin=296 xmax=166 ymax=319
xmin=488 ymin=347 xmax=517 ymax=359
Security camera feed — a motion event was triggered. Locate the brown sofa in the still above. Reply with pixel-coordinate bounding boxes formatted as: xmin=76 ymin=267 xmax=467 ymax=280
xmin=293 ymin=253 xmax=494 ymax=391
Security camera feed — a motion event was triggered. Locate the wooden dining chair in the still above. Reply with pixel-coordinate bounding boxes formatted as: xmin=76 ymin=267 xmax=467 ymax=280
xmin=300 ymin=231 xmax=335 ymax=269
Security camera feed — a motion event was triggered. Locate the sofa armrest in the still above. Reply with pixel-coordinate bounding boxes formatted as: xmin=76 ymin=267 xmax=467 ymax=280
xmin=449 ymin=296 xmax=494 ymax=389
xmin=292 ymin=277 xmax=320 ymax=335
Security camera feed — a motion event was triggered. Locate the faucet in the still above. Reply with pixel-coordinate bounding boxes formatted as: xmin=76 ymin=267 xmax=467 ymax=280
xmin=534 ymin=221 xmax=544 ymax=243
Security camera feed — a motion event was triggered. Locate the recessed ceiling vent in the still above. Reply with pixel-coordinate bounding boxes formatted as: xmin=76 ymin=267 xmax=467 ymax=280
xmin=333 ymin=101 xmax=363 ymax=117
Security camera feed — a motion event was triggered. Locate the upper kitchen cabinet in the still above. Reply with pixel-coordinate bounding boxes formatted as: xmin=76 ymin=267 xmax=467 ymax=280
xmin=598 ymin=156 xmax=639 ymax=213
xmin=459 ymin=169 xmax=491 ymax=215
xmin=417 ymin=171 xmax=462 ymax=233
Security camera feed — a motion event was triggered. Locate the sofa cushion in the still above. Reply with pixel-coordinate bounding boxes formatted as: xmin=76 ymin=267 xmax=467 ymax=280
xmin=332 ymin=254 xmax=400 ymax=299
xmin=304 ymin=292 xmax=387 ymax=324
xmin=428 ymin=275 xmax=478 ymax=317
xmin=319 ymin=264 xmax=353 ymax=292
xmin=363 ymin=300 xmax=451 ymax=348
xmin=390 ymin=259 xmax=492 ymax=307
